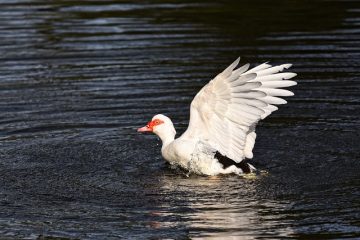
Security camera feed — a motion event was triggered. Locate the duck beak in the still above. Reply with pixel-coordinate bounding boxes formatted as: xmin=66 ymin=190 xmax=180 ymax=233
xmin=137 ymin=125 xmax=152 ymax=132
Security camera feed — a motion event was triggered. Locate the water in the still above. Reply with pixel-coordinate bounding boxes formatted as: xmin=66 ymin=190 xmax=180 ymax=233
xmin=0 ymin=0 xmax=359 ymax=239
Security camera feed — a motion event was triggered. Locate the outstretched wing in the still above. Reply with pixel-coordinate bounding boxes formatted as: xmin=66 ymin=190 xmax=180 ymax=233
xmin=181 ymin=57 xmax=297 ymax=162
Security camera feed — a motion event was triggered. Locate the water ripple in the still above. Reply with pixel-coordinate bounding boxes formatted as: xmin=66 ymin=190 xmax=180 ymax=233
xmin=0 ymin=0 xmax=359 ymax=239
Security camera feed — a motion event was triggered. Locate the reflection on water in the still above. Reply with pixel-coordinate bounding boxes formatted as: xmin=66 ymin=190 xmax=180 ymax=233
xmin=159 ymin=175 xmax=295 ymax=239
xmin=0 ymin=0 xmax=359 ymax=239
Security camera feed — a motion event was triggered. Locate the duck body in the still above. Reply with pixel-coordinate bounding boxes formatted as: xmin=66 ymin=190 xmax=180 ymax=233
xmin=162 ymin=135 xmax=253 ymax=175
xmin=138 ymin=57 xmax=297 ymax=176
xmin=161 ymin=138 xmax=195 ymax=170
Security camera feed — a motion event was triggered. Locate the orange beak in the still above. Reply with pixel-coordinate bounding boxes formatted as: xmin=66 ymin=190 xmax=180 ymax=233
xmin=137 ymin=125 xmax=152 ymax=132
xmin=137 ymin=120 xmax=154 ymax=132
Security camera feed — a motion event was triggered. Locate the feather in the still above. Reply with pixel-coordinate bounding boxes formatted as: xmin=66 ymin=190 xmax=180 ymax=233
xmin=220 ymin=57 xmax=240 ymax=78
xmin=232 ymin=91 xmax=266 ymax=99
xmin=225 ymin=112 xmax=253 ymax=126
xmin=231 ymin=82 xmax=262 ymax=93
xmin=261 ymin=80 xmax=297 ymax=88
xmin=228 ymin=108 xmax=260 ymax=121
xmin=261 ymin=105 xmax=278 ymax=119
xmin=215 ymin=101 xmax=228 ymax=115
xmin=261 ymin=96 xmax=287 ymax=105
xmin=255 ymin=64 xmax=292 ymax=76
xmin=232 ymin=63 xmax=250 ymax=76
xmin=229 ymin=73 xmax=257 ymax=84
xmin=246 ymin=62 xmax=271 ymax=74
xmin=254 ymin=73 xmax=297 ymax=82
xmin=230 ymin=103 xmax=265 ymax=116
xmin=255 ymin=88 xmax=294 ymax=96
xmin=231 ymin=98 xmax=268 ymax=108
xmin=244 ymin=132 xmax=256 ymax=159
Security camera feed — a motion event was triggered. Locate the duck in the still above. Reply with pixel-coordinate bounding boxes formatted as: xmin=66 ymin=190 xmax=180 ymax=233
xmin=138 ymin=57 xmax=297 ymax=176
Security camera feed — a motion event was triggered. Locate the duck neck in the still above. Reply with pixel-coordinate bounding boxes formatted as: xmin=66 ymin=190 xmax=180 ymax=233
xmin=159 ymin=132 xmax=175 ymax=148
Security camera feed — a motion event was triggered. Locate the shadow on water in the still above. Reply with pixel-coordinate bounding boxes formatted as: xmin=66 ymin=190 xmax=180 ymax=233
xmin=0 ymin=0 xmax=359 ymax=239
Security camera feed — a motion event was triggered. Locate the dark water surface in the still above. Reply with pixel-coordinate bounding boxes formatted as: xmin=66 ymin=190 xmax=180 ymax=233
xmin=0 ymin=0 xmax=359 ymax=239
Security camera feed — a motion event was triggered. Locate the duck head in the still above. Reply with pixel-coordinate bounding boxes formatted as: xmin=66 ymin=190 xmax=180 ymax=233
xmin=138 ymin=114 xmax=176 ymax=145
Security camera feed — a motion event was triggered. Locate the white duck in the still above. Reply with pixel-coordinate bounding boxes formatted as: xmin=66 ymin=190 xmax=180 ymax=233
xmin=138 ymin=57 xmax=296 ymax=176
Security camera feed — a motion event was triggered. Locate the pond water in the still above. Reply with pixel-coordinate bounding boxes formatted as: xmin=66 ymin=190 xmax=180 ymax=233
xmin=0 ymin=0 xmax=359 ymax=239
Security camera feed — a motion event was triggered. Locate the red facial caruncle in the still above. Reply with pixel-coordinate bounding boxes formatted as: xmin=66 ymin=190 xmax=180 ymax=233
xmin=137 ymin=119 xmax=164 ymax=132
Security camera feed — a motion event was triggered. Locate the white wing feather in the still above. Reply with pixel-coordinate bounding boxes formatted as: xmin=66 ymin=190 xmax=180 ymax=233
xmin=181 ymin=57 xmax=297 ymax=162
